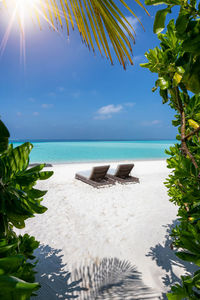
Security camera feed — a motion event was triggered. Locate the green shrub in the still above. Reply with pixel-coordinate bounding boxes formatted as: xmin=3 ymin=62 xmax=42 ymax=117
xmin=0 ymin=120 xmax=53 ymax=299
xmin=141 ymin=0 xmax=200 ymax=298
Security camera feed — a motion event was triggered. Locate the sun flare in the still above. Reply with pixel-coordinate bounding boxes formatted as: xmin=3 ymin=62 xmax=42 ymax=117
xmin=14 ymin=0 xmax=38 ymax=19
xmin=3 ymin=0 xmax=42 ymax=28
xmin=0 ymin=0 xmax=58 ymax=58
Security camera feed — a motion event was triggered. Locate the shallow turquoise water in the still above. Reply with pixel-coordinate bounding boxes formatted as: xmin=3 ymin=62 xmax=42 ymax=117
xmin=12 ymin=140 xmax=175 ymax=163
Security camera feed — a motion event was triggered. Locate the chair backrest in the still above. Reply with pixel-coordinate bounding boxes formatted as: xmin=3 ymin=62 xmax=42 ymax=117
xmin=115 ymin=164 xmax=134 ymax=178
xmin=89 ymin=165 xmax=110 ymax=181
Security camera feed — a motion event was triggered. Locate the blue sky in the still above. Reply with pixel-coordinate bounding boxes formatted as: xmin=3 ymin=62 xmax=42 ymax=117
xmin=0 ymin=1 xmax=178 ymax=140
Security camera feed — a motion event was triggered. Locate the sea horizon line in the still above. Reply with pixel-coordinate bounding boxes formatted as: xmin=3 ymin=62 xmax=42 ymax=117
xmin=11 ymin=138 xmax=176 ymax=143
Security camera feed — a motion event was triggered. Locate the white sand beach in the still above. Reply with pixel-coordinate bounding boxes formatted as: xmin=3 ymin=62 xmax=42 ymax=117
xmin=17 ymin=160 xmax=194 ymax=299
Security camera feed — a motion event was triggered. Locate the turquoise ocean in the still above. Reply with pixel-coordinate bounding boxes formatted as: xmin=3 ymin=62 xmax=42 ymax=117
xmin=12 ymin=140 xmax=176 ymax=164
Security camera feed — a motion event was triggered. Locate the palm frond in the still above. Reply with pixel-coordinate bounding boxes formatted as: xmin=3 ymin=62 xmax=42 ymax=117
xmin=3 ymin=0 xmax=149 ymax=68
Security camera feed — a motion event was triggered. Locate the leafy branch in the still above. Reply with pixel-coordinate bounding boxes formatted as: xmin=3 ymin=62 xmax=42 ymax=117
xmin=174 ymin=86 xmax=199 ymax=170
xmin=0 ymin=120 xmax=53 ymax=299
xmin=141 ymin=0 xmax=200 ymax=297
xmin=182 ymin=126 xmax=200 ymax=141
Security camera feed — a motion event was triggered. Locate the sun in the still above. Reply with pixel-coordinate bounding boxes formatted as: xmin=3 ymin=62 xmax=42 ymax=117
xmin=0 ymin=0 xmax=56 ymax=59
xmin=3 ymin=0 xmax=53 ymax=30
xmin=15 ymin=0 xmax=38 ymax=19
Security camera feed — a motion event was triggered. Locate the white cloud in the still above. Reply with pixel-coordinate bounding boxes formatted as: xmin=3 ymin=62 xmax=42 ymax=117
xmin=119 ymin=16 xmax=140 ymax=35
xmin=33 ymin=112 xmax=39 ymax=116
xmin=98 ymin=104 xmax=123 ymax=115
xmin=141 ymin=120 xmax=161 ymax=126
xmin=94 ymin=102 xmax=137 ymax=120
xmin=125 ymin=16 xmax=140 ymax=33
xmin=42 ymin=103 xmax=53 ymax=109
xmin=95 ymin=104 xmax=123 ymax=120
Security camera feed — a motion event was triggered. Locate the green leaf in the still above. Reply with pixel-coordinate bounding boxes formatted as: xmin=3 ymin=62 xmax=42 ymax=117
xmin=0 ymin=120 xmax=10 ymax=154
xmin=28 ymin=188 xmax=47 ymax=199
xmin=160 ymin=89 xmax=168 ymax=103
xmin=183 ymin=59 xmax=200 ymax=94
xmin=167 ymin=292 xmax=187 ymax=300
xmin=0 ymin=255 xmax=24 ymax=274
xmin=145 ymin=0 xmax=181 ymax=5
xmin=176 ymin=252 xmax=200 ymax=266
xmin=0 ymin=241 xmax=18 ymax=254
xmin=0 ymin=274 xmax=39 ymax=299
xmin=153 ymin=7 xmax=171 ymax=34
xmin=0 ymin=142 xmax=33 ymax=179
xmin=38 ymin=171 xmax=53 ymax=180
xmin=157 ymin=77 xmax=170 ymax=89
xmin=175 ymin=13 xmax=190 ymax=37
xmin=173 ymin=72 xmax=182 ymax=86
xmin=25 ymin=163 xmax=45 ymax=173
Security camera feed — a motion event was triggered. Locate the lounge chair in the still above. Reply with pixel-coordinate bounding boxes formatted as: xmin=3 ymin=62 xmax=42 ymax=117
xmin=75 ymin=165 xmax=115 ymax=188
xmin=107 ymin=164 xmax=139 ymax=184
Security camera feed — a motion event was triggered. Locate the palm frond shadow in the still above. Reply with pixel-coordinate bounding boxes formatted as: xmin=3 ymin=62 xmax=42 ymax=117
xmin=70 ymin=257 xmax=157 ymax=299
xmin=34 ymin=246 xmax=157 ymax=299
xmin=34 ymin=245 xmax=85 ymax=299
xmin=146 ymin=220 xmax=198 ymax=300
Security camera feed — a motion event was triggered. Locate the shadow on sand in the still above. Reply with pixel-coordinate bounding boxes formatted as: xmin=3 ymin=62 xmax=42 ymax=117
xmin=33 ymin=245 xmax=156 ymax=299
xmin=146 ymin=220 xmax=198 ymax=300
xmin=71 ymin=257 xmax=157 ymax=299
xmin=33 ymin=245 xmax=85 ymax=299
